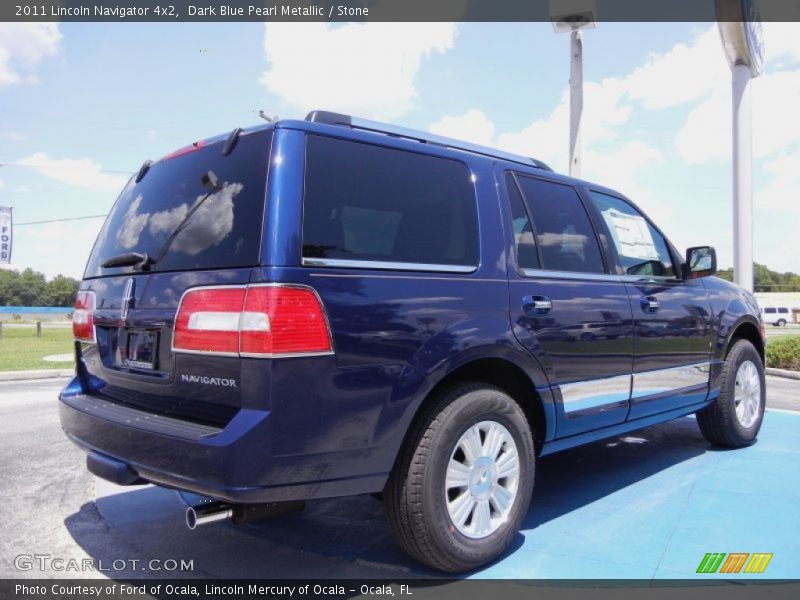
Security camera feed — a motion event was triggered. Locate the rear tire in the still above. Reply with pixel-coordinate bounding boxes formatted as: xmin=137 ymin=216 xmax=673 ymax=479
xmin=384 ymin=383 xmax=534 ymax=573
xmin=696 ymin=339 xmax=765 ymax=448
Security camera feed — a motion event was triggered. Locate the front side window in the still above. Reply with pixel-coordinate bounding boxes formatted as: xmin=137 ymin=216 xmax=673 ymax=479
xmin=302 ymin=135 xmax=479 ymax=269
xmin=778 ymin=308 xmax=789 ymax=314
xmin=589 ymin=191 xmax=676 ymax=278
xmin=515 ymin=175 xmax=604 ymax=274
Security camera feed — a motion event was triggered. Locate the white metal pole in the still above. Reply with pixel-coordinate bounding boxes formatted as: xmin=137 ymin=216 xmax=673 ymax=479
xmin=732 ymin=63 xmax=754 ymax=292
xmin=569 ymin=29 xmax=583 ymax=178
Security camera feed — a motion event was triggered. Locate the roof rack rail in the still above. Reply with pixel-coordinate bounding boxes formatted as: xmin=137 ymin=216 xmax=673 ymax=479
xmin=305 ymin=110 xmax=553 ymax=172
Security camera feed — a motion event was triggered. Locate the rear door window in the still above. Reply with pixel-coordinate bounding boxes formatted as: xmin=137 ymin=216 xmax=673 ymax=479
xmin=514 ymin=175 xmax=605 ymax=274
xmin=765 ymin=308 xmax=777 ymax=314
xmin=302 ymin=135 xmax=479 ymax=270
xmin=84 ymin=130 xmax=272 ymax=278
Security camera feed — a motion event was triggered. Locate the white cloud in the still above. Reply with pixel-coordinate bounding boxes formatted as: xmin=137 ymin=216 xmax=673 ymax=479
xmin=764 ymin=22 xmax=800 ymax=64
xmin=753 ymin=70 xmax=800 ymax=157
xmin=429 ymin=109 xmax=495 ymax=146
xmin=668 ymin=23 xmax=800 ymax=165
xmin=673 ymin=84 xmax=728 ymax=165
xmin=756 ymin=151 xmax=800 ymax=215
xmin=675 ymin=66 xmax=800 ymax=165
xmin=433 ymin=76 xmax=641 ymax=176
xmin=623 ymin=27 xmax=726 ymax=110
xmin=490 ymin=26 xmax=725 ymax=171
xmin=584 ymin=142 xmax=667 ymax=214
xmin=15 ymin=152 xmax=130 ymax=192
xmin=0 ymin=131 xmax=26 ymax=142
xmin=13 ymin=218 xmax=104 ymax=279
xmin=495 ymin=79 xmax=633 ymax=170
xmin=260 ymin=23 xmax=456 ymax=120
xmin=0 ymin=23 xmax=61 ymax=87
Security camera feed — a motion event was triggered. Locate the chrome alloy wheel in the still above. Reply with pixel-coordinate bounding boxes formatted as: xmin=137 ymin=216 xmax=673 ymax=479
xmin=445 ymin=420 xmax=520 ymax=539
xmin=734 ymin=360 xmax=762 ymax=429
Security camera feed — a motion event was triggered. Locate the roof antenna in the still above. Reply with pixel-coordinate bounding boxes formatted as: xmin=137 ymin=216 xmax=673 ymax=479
xmin=258 ymin=110 xmax=278 ymax=122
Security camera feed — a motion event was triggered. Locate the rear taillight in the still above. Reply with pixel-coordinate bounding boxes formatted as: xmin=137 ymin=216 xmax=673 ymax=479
xmin=173 ymin=287 xmax=246 ymax=355
xmin=172 ymin=285 xmax=333 ymax=358
xmin=241 ymin=286 xmax=332 ymax=356
xmin=73 ymin=290 xmax=96 ymax=343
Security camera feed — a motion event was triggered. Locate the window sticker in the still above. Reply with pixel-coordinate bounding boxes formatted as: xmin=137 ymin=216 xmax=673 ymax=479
xmin=603 ymin=208 xmax=659 ymax=261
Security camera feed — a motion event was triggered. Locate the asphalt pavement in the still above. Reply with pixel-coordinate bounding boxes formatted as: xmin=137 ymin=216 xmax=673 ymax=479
xmin=1 ymin=376 xmax=797 ymax=580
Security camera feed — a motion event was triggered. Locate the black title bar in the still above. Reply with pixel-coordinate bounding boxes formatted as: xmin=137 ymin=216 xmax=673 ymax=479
xmin=3 ymin=580 xmax=800 ymax=600
xmin=3 ymin=0 xmax=800 ymax=22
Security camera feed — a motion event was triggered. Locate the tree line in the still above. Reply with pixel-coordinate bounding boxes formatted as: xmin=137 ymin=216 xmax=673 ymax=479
xmin=0 ymin=268 xmax=80 ymax=307
xmin=716 ymin=263 xmax=800 ymax=292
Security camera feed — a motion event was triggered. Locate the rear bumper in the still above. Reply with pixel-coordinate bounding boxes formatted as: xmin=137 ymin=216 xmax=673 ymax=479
xmin=59 ymin=382 xmax=388 ymax=503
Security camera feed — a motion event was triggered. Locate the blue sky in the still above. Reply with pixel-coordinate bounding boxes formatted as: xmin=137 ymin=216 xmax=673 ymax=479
xmin=0 ymin=21 xmax=798 ymax=279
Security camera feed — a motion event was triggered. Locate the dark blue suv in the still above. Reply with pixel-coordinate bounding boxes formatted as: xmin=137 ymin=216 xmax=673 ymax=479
xmin=60 ymin=111 xmax=766 ymax=572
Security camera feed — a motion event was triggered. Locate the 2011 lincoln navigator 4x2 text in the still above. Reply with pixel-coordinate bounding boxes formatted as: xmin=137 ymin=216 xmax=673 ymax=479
xmin=60 ymin=111 xmax=766 ymax=572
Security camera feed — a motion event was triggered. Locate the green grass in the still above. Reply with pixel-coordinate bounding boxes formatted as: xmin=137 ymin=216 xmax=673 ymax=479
xmin=0 ymin=326 xmax=75 ymax=371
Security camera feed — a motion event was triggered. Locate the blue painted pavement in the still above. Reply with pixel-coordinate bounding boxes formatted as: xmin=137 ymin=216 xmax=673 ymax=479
xmin=92 ymin=410 xmax=800 ymax=579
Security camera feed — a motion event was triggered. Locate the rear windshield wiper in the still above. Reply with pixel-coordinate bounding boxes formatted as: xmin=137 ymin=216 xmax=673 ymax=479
xmin=150 ymin=170 xmax=223 ymax=266
xmin=100 ymin=252 xmax=153 ymax=270
xmin=100 ymin=171 xmax=222 ymax=272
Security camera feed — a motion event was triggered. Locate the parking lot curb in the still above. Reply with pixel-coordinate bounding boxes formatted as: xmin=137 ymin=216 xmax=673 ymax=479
xmin=0 ymin=369 xmax=74 ymax=382
xmin=766 ymin=367 xmax=800 ymax=381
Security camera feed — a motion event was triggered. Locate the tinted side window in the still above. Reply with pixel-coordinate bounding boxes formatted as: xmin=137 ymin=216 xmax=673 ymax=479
xmin=505 ymin=173 xmax=539 ymax=270
xmin=515 ymin=175 xmax=604 ymax=274
xmin=303 ymin=135 xmax=478 ymax=268
xmin=589 ymin=191 xmax=676 ymax=278
xmin=765 ymin=308 xmax=777 ymax=314
xmin=778 ymin=308 xmax=789 ymax=314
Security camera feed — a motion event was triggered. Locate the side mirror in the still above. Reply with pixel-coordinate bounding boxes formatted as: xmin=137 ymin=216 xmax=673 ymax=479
xmin=684 ymin=246 xmax=717 ymax=279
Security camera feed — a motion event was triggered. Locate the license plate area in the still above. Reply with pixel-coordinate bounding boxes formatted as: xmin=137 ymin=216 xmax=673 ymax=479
xmin=121 ymin=330 xmax=158 ymax=371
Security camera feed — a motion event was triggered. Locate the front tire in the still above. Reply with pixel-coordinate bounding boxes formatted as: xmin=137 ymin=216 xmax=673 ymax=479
xmin=777 ymin=319 xmax=787 ymax=327
xmin=696 ymin=339 xmax=765 ymax=448
xmin=384 ymin=383 xmax=534 ymax=573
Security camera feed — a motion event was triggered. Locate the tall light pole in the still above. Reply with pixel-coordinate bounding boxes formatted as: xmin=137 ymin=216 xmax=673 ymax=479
xmin=569 ymin=29 xmax=584 ymax=178
xmin=716 ymin=0 xmax=764 ymax=293
xmin=550 ymin=0 xmax=596 ymax=178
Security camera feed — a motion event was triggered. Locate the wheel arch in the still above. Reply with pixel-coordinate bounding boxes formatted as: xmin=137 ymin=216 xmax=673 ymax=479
xmin=404 ymin=356 xmax=552 ymax=456
xmin=726 ymin=317 xmax=765 ymax=363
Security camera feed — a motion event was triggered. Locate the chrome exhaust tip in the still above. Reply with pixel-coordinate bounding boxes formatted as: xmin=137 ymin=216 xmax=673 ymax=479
xmin=185 ymin=503 xmax=233 ymax=529
xmin=179 ymin=490 xmax=304 ymax=530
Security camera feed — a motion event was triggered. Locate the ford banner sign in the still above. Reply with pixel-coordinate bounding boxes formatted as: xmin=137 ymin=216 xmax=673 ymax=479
xmin=0 ymin=206 xmax=12 ymax=265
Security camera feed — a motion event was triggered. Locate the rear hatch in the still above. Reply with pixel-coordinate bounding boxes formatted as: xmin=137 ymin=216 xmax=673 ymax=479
xmin=76 ymin=128 xmax=273 ymax=427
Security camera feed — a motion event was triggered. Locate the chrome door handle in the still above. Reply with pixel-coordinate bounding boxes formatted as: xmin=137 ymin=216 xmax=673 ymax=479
xmin=641 ymin=296 xmax=660 ymax=313
xmin=523 ymin=295 xmax=552 ymax=315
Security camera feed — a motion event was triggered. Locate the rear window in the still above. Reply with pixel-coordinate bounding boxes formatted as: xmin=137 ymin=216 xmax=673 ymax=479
xmin=84 ymin=130 xmax=272 ymax=278
xmin=302 ymin=135 xmax=479 ymax=269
